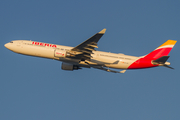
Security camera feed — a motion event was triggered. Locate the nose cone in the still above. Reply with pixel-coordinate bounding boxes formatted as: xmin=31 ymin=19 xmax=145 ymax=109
xmin=4 ymin=43 xmax=15 ymax=51
xmin=4 ymin=43 xmax=10 ymax=49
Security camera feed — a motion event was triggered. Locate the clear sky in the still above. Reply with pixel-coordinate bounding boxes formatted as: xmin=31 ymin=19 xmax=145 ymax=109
xmin=1 ymin=0 xmax=180 ymax=120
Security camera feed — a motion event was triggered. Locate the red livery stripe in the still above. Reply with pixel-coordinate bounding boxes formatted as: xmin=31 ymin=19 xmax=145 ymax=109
xmin=144 ymin=47 xmax=172 ymax=60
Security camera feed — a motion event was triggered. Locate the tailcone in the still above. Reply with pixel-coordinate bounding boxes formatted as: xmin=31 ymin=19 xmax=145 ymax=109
xmin=164 ymin=62 xmax=170 ymax=66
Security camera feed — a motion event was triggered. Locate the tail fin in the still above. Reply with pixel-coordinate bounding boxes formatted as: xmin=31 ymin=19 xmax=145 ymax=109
xmin=144 ymin=40 xmax=177 ymax=60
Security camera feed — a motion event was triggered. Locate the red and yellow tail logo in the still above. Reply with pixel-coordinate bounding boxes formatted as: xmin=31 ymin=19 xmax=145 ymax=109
xmin=128 ymin=40 xmax=177 ymax=69
xmin=144 ymin=40 xmax=177 ymax=60
xmin=157 ymin=40 xmax=177 ymax=49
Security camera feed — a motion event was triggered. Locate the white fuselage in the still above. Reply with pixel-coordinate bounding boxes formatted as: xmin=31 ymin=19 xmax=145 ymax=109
xmin=5 ymin=40 xmax=140 ymax=69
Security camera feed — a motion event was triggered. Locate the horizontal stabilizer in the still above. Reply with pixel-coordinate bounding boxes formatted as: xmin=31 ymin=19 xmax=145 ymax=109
xmin=153 ymin=56 xmax=170 ymax=64
xmin=163 ymin=64 xmax=174 ymax=69
xmin=152 ymin=56 xmax=175 ymax=69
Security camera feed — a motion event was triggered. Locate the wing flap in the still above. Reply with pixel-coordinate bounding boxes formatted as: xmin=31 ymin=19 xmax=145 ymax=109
xmin=70 ymin=28 xmax=106 ymax=60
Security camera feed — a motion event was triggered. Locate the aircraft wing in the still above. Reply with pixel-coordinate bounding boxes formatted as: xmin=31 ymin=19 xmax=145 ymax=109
xmin=69 ymin=28 xmax=106 ymax=61
xmin=92 ymin=66 xmax=126 ymax=73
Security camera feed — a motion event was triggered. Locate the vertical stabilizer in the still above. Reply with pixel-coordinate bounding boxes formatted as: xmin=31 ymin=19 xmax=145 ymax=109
xmin=128 ymin=40 xmax=177 ymax=69
xmin=144 ymin=40 xmax=177 ymax=60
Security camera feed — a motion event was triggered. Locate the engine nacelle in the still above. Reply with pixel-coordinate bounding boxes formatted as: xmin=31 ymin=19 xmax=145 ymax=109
xmin=54 ymin=50 xmax=67 ymax=58
xmin=61 ymin=62 xmax=81 ymax=71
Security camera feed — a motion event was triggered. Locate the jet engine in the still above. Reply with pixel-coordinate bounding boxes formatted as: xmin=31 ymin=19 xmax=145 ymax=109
xmin=61 ymin=62 xmax=81 ymax=71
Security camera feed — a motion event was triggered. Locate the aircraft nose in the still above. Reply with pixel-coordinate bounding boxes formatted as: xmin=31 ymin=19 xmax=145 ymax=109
xmin=4 ymin=43 xmax=10 ymax=49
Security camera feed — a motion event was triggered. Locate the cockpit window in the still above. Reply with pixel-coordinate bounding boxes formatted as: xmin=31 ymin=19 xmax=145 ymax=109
xmin=10 ymin=41 xmax=13 ymax=43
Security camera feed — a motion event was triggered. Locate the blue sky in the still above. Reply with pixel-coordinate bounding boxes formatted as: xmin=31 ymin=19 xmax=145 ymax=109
xmin=1 ymin=0 xmax=180 ymax=120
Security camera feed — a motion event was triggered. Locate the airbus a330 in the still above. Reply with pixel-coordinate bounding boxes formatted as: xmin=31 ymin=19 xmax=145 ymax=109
xmin=4 ymin=29 xmax=177 ymax=73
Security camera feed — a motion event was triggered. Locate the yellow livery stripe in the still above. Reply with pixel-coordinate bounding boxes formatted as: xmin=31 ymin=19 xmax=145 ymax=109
xmin=158 ymin=40 xmax=177 ymax=48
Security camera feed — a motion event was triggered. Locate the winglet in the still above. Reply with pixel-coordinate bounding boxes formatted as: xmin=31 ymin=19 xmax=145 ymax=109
xmin=98 ymin=28 xmax=106 ymax=34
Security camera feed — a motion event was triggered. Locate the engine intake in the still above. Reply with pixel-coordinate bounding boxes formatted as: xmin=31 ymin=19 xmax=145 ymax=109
xmin=61 ymin=62 xmax=81 ymax=71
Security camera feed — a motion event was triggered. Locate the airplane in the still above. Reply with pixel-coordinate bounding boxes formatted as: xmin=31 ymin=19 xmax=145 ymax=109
xmin=4 ymin=29 xmax=177 ymax=73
